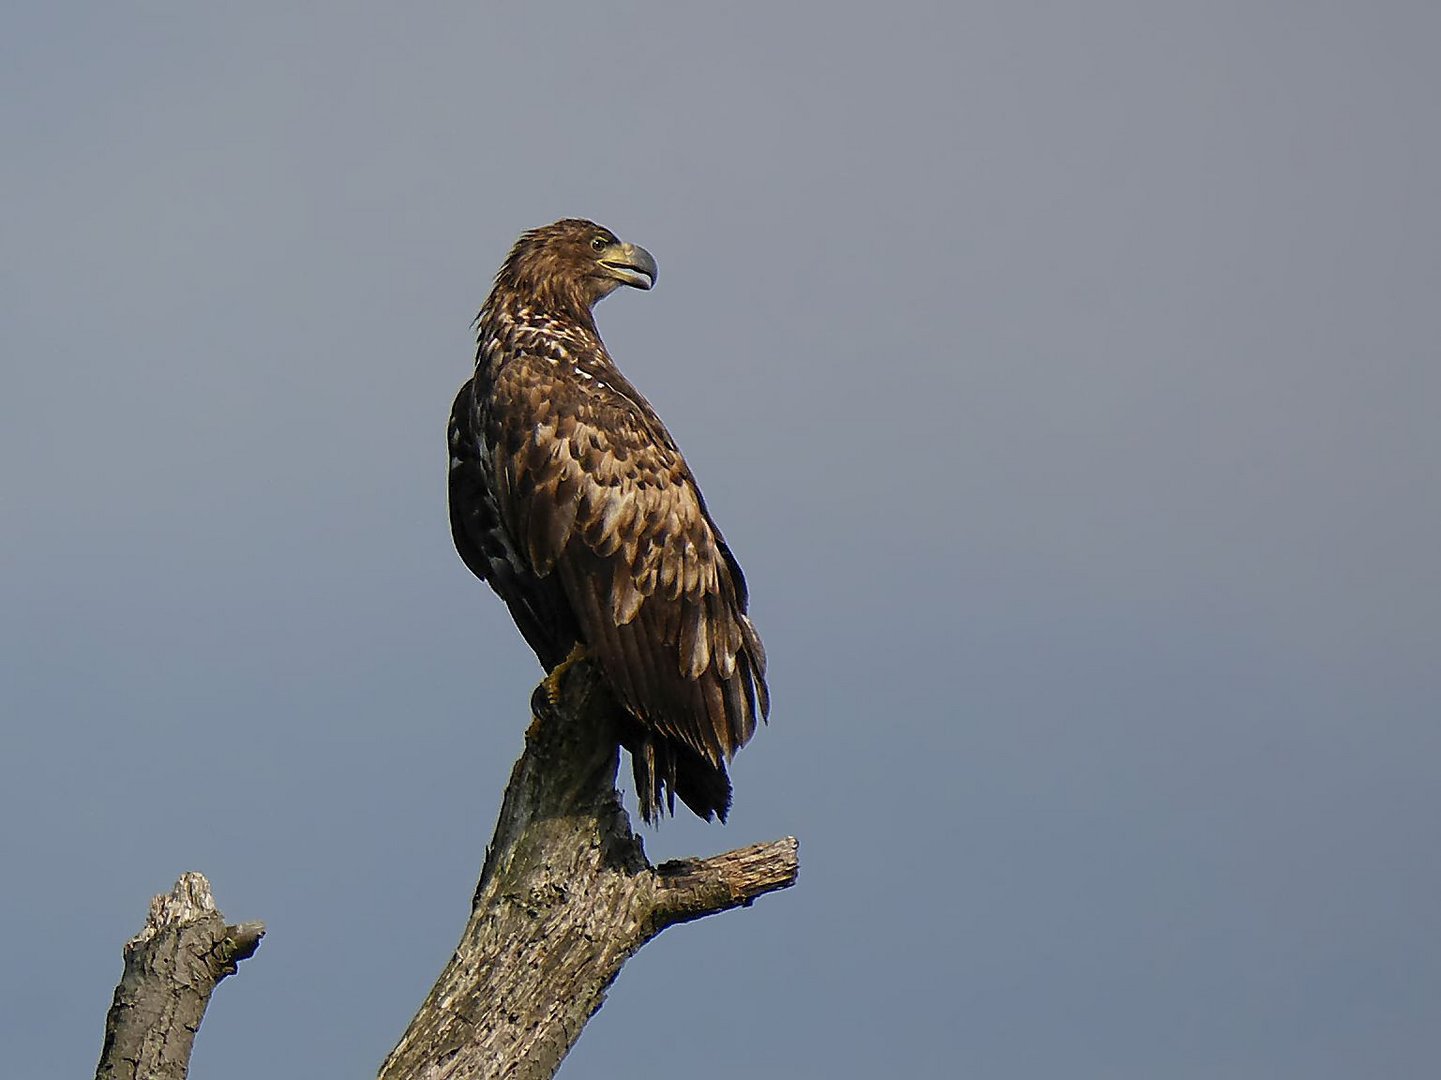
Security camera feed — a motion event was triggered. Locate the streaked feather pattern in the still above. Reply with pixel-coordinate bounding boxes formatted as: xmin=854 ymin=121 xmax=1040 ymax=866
xmin=448 ymin=219 xmax=768 ymax=822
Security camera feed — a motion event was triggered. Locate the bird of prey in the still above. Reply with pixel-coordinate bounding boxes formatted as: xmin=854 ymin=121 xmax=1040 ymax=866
xmin=448 ymin=219 xmax=768 ymax=822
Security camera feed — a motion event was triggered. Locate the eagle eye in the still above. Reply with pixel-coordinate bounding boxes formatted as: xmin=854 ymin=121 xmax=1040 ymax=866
xmin=590 ymin=235 xmax=610 ymax=252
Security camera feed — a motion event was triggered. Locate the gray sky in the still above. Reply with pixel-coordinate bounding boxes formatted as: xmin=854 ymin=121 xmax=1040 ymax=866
xmin=4 ymin=3 xmax=1439 ymax=1077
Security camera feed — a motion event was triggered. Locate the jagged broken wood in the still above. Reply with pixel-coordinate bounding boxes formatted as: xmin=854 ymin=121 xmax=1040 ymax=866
xmin=380 ymin=661 xmax=799 ymax=1080
xmin=88 ymin=663 xmax=796 ymax=1080
xmin=95 ymin=872 xmax=264 ymax=1080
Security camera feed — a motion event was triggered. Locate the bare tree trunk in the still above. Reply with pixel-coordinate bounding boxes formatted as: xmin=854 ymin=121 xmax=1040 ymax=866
xmin=94 ymin=873 xmax=264 ymax=1080
xmin=380 ymin=662 xmax=798 ymax=1079
xmin=90 ymin=661 xmax=797 ymax=1080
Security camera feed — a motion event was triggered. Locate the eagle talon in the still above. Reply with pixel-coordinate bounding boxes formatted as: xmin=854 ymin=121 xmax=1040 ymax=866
xmin=531 ymin=643 xmax=589 ymax=723
xmin=529 ymin=683 xmax=561 ymax=726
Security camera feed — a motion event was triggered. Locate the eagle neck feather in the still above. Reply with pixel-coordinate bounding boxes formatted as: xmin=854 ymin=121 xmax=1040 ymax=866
xmin=487 ymin=270 xmax=600 ymax=334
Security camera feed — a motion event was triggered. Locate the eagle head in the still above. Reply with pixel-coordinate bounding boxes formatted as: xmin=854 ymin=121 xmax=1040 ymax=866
xmin=496 ymin=218 xmax=657 ymax=316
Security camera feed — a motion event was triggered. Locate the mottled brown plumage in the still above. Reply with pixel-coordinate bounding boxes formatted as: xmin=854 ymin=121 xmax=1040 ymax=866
xmin=449 ymin=219 xmax=768 ymax=822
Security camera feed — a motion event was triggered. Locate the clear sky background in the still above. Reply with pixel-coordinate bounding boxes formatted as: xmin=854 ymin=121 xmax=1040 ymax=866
xmin=3 ymin=3 xmax=1438 ymax=1078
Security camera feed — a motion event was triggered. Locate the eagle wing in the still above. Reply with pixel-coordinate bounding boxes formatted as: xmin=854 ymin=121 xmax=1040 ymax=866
xmin=485 ymin=354 xmax=769 ymax=776
xmin=448 ymin=376 xmax=575 ymax=670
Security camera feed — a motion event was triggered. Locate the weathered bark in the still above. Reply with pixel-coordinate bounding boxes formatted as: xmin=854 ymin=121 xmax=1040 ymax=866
xmin=95 ymin=872 xmax=264 ymax=1080
xmin=380 ymin=661 xmax=799 ymax=1080
xmin=89 ymin=663 xmax=796 ymax=1080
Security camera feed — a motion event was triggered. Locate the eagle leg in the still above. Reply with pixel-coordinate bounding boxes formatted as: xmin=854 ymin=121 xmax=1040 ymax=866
xmin=529 ymin=642 xmax=590 ymax=723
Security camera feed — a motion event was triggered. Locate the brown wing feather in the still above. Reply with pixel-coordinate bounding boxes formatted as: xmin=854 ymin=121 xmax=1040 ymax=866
xmin=486 ymin=355 xmax=768 ymax=816
xmin=448 ymin=377 xmax=575 ymax=670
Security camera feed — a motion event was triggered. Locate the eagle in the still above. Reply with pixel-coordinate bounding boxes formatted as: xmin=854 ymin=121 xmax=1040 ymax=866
xmin=448 ymin=219 xmax=769 ymax=823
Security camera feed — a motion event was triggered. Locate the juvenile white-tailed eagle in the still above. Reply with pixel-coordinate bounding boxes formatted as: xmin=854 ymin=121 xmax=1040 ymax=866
xmin=448 ymin=219 xmax=768 ymax=822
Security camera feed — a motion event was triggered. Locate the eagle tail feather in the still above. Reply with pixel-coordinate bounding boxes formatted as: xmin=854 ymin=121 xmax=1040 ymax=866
xmin=624 ymin=723 xmax=732 ymax=824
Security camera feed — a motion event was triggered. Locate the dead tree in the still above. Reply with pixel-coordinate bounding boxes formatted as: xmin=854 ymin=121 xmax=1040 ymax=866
xmin=93 ymin=661 xmax=798 ymax=1080
xmin=95 ymin=873 xmax=265 ymax=1080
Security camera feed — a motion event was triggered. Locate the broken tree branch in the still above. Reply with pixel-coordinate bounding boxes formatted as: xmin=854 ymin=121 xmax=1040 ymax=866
xmin=381 ymin=662 xmax=798 ymax=1080
xmin=86 ymin=665 xmax=794 ymax=1080
xmin=95 ymin=872 xmax=264 ymax=1080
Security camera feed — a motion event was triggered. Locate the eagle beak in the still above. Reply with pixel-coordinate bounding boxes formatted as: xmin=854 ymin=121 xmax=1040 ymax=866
xmin=599 ymin=242 xmax=657 ymax=291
